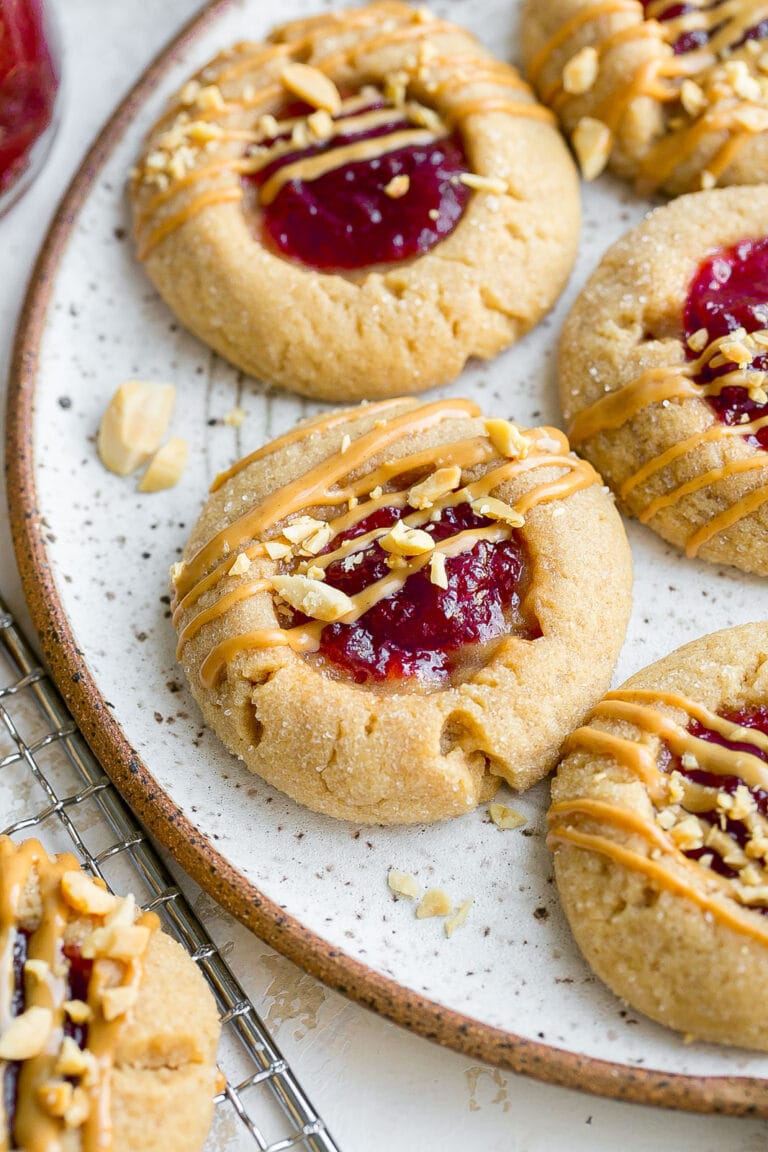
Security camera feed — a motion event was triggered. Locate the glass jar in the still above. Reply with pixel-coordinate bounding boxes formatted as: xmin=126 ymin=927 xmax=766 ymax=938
xmin=0 ymin=0 xmax=61 ymax=215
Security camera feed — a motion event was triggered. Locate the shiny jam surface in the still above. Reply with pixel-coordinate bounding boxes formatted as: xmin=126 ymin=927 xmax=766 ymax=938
xmin=666 ymin=706 xmax=768 ymax=885
xmin=246 ymin=100 xmax=470 ymax=271
xmin=0 ymin=0 xmax=59 ymax=196
xmin=298 ymin=503 xmax=537 ymax=686
xmin=639 ymin=0 xmax=765 ymax=54
xmin=683 ymin=238 xmax=768 ymax=450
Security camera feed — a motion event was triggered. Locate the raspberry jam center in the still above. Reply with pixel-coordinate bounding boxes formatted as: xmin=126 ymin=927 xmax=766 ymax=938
xmin=640 ymin=0 xmax=766 ymax=54
xmin=683 ymin=237 xmax=768 ymax=450
xmin=297 ymin=503 xmax=537 ymax=686
xmin=0 ymin=0 xmax=59 ymax=196
xmin=245 ymin=99 xmax=470 ymax=271
xmin=666 ymin=706 xmax=768 ymax=888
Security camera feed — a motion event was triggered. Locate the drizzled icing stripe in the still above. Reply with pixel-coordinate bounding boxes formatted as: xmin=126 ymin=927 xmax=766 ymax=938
xmin=567 ymin=328 xmax=768 ymax=555
xmin=0 ymin=837 xmax=158 ymax=1152
xmin=530 ymin=0 xmax=768 ymax=191
xmin=133 ymin=3 xmax=553 ymax=259
xmin=174 ymin=398 xmax=599 ymax=689
xmin=550 ymin=687 xmax=768 ymax=944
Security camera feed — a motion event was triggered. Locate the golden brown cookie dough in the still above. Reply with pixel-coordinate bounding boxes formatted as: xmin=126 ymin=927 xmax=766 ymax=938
xmin=129 ymin=2 xmax=580 ymax=402
xmin=559 ymin=187 xmax=768 ymax=575
xmin=0 ymin=836 xmax=220 ymax=1151
xmin=172 ymin=396 xmax=632 ymax=825
xmin=550 ymin=624 xmax=768 ymax=1051
xmin=521 ymin=0 xmax=768 ymax=195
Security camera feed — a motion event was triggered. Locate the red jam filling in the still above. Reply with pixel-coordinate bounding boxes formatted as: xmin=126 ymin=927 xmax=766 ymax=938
xmin=639 ymin=0 xmax=765 ymax=54
xmin=245 ymin=99 xmax=470 ymax=271
xmin=0 ymin=0 xmax=59 ymax=196
xmin=4 ymin=933 xmax=92 ymax=1139
xmin=683 ymin=237 xmax=768 ymax=450
xmin=295 ymin=502 xmax=537 ymax=686
xmin=665 ymin=706 xmax=768 ymax=887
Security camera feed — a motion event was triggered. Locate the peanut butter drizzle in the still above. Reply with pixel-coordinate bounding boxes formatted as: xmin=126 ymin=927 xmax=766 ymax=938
xmin=638 ymin=455 xmax=768 ymax=522
xmin=532 ymin=0 xmax=768 ymax=192
xmin=135 ymin=4 xmax=550 ymax=259
xmin=176 ymin=398 xmax=599 ymax=689
xmin=0 ymin=837 xmax=158 ymax=1152
xmin=567 ymin=367 xmax=698 ymax=444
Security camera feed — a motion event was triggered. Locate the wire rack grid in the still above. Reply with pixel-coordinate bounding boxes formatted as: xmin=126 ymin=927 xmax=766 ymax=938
xmin=0 ymin=592 xmax=341 ymax=1152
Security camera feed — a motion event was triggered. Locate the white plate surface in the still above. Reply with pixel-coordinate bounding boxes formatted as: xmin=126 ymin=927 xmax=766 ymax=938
xmin=22 ymin=0 xmax=768 ymax=1085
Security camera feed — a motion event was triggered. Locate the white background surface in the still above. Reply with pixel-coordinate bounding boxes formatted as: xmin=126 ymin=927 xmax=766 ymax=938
xmin=3 ymin=1 xmax=768 ymax=1147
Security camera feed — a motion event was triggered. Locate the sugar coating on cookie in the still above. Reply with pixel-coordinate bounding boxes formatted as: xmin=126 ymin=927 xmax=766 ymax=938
xmin=550 ymin=623 xmax=768 ymax=1051
xmin=521 ymin=0 xmax=768 ymax=195
xmin=130 ymin=2 xmax=580 ymax=402
xmin=559 ymin=186 xmax=768 ymax=575
xmin=172 ymin=397 xmax=632 ymax=825
xmin=0 ymin=836 xmax=220 ymax=1151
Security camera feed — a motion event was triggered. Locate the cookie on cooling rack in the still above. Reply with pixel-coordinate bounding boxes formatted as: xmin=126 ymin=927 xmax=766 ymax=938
xmin=550 ymin=623 xmax=768 ymax=1050
xmin=0 ymin=836 xmax=220 ymax=1152
xmin=171 ymin=396 xmax=632 ymax=825
xmin=521 ymin=0 xmax=768 ymax=195
xmin=129 ymin=2 xmax=580 ymax=402
xmin=560 ymin=186 xmax=768 ymax=575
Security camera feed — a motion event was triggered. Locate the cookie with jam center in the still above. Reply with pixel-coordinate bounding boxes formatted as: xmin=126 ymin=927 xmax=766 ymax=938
xmin=550 ymin=623 xmax=768 ymax=1051
xmin=0 ymin=836 xmax=220 ymax=1152
xmin=522 ymin=0 xmax=768 ymax=195
xmin=560 ymin=186 xmax=768 ymax=575
xmin=172 ymin=396 xmax=632 ymax=824
xmin=129 ymin=1 xmax=580 ymax=402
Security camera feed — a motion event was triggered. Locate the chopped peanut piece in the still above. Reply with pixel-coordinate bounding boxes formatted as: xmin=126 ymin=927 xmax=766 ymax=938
xmin=55 ymin=1035 xmax=96 ymax=1079
xmin=572 ymin=117 xmax=611 ymax=180
xmin=488 ymin=803 xmax=526 ymax=830
xmin=264 ymin=540 xmax=292 ymax=561
xmin=416 ymin=888 xmax=452 ymax=918
xmin=303 ymin=524 xmax=335 ymax=554
xmin=470 ymin=496 xmax=524 ymax=527
xmin=282 ymin=516 xmax=327 ymax=544
xmin=82 ymin=921 xmax=152 ymax=962
xmin=387 ymin=869 xmax=420 ymax=899
xmin=308 ymin=109 xmax=334 ymax=139
xmin=228 ymin=553 xmax=252 ymax=576
xmin=101 ymin=984 xmax=139 ymax=1022
xmin=407 ymin=465 xmax=462 ymax=509
xmin=429 ymin=551 xmax=448 ymax=589
xmin=63 ymin=1000 xmax=92 ymax=1025
xmin=687 ymin=327 xmax=709 ymax=352
xmin=384 ymin=174 xmax=410 ymax=198
xmin=37 ymin=1080 xmax=74 ymax=1119
xmin=445 ymin=898 xmax=473 ymax=937
xmin=64 ymin=1086 xmax=91 ymax=1129
xmin=484 ymin=419 xmax=529 ymax=460
xmin=223 ymin=407 xmax=246 ymax=428
xmin=680 ymin=78 xmax=706 ymax=117
xmin=562 ymin=46 xmax=598 ymax=94
xmin=459 ymin=172 xmax=507 ymax=194
xmin=280 ymin=63 xmax=341 ymax=113
xmin=380 ymin=518 xmax=434 ymax=556
xmin=0 ymin=1006 xmax=52 ymax=1061
xmin=24 ymin=958 xmax=50 ymax=982
xmin=271 ymin=575 xmax=354 ymax=622
xmin=139 ymin=437 xmax=189 ymax=492
xmin=61 ymin=870 xmax=118 ymax=916
xmin=97 ymin=381 xmax=175 ymax=476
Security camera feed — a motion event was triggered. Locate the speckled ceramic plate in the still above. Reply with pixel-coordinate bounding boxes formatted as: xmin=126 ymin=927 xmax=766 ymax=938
xmin=8 ymin=0 xmax=768 ymax=1116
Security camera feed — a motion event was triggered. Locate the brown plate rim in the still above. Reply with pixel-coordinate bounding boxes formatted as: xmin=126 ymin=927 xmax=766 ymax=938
xmin=6 ymin=0 xmax=768 ymax=1119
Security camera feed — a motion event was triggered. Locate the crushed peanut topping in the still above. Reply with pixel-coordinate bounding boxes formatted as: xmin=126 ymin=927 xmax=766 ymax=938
xmin=271 ymin=574 xmax=355 ymax=622
xmin=484 ymin=418 xmax=529 ymax=460
xmin=458 ymin=172 xmax=508 ymax=195
xmin=470 ymin=496 xmax=525 ymax=527
xmin=572 ymin=117 xmax=611 ymax=181
xmin=0 ymin=1006 xmax=52 ymax=1061
xmin=488 ymin=803 xmax=526 ymax=830
xmin=387 ymin=869 xmax=420 ymax=899
xmin=138 ymin=437 xmax=189 ymax=493
xmin=264 ymin=540 xmax=292 ymax=560
xmin=228 ymin=552 xmax=252 ymax=577
xmin=340 ymin=433 xmax=352 ymax=454
xmin=445 ymin=898 xmax=473 ymax=938
xmin=680 ymin=78 xmax=707 ymax=118
xmin=384 ymin=174 xmax=410 ymax=198
xmin=282 ymin=516 xmax=327 ymax=544
xmin=407 ymin=465 xmax=462 ymax=509
xmin=429 ymin=551 xmax=448 ymax=589
xmin=280 ymin=63 xmax=341 ymax=113
xmin=37 ymin=1080 xmax=74 ymax=1119
xmin=97 ymin=380 xmax=176 ymax=477
xmin=101 ymin=984 xmax=140 ymax=1022
xmin=380 ymin=518 xmax=435 ymax=556
xmin=416 ymin=888 xmax=453 ymax=918
xmin=63 ymin=999 xmax=93 ymax=1025
xmin=307 ymin=109 xmax=334 ymax=140
xmin=24 ymin=958 xmax=50 ymax=983
xmin=562 ymin=46 xmax=599 ymax=95
xmin=61 ymin=870 xmax=119 ymax=917
xmin=686 ymin=328 xmax=709 ymax=352
xmin=223 ymin=407 xmax=247 ymax=428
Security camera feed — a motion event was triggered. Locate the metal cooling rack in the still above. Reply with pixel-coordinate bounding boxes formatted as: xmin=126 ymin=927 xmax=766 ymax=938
xmin=0 ymin=592 xmax=340 ymax=1152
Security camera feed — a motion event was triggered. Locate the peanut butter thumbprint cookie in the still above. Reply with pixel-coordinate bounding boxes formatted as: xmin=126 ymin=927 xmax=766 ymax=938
xmin=0 ymin=836 xmax=220 ymax=1151
xmin=560 ymin=187 xmax=768 ymax=575
xmin=129 ymin=2 xmax=580 ymax=403
xmin=171 ymin=398 xmax=632 ymax=824
xmin=522 ymin=0 xmax=768 ymax=195
xmin=550 ymin=624 xmax=768 ymax=1050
